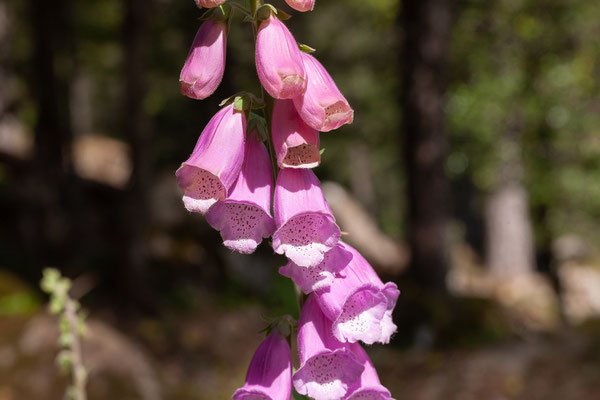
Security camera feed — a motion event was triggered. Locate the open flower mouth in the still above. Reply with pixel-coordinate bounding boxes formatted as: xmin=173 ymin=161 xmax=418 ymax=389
xmin=323 ymin=100 xmax=354 ymax=130
xmin=273 ymin=213 xmax=341 ymax=267
xmin=282 ymin=143 xmax=321 ymax=168
xmin=176 ymin=166 xmax=226 ymax=214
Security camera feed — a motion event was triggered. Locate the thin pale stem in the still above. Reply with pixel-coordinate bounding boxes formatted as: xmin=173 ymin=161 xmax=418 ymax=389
xmin=65 ymin=299 xmax=87 ymax=400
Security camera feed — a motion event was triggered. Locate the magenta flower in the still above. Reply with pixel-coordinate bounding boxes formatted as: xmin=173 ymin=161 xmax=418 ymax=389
xmin=272 ymin=169 xmax=341 ymax=267
xmin=293 ymin=294 xmax=364 ymax=400
xmin=180 ymin=19 xmax=227 ymax=100
xmin=233 ymin=330 xmax=292 ymax=400
xmin=272 ymin=99 xmax=320 ymax=169
xmin=293 ymin=52 xmax=353 ymax=132
xmin=344 ymin=343 xmax=395 ymax=400
xmin=206 ymin=133 xmax=276 ymax=254
xmin=315 ymin=242 xmax=400 ymax=345
xmin=256 ymin=14 xmax=306 ymax=99
xmin=283 ymin=0 xmax=315 ymax=12
xmin=194 ymin=0 xmax=226 ymax=8
xmin=175 ymin=104 xmax=245 ymax=214
xmin=279 ymin=243 xmax=352 ymax=294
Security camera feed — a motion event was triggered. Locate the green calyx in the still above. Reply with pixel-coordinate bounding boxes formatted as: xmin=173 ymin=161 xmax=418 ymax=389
xmin=219 ymin=92 xmax=265 ymax=113
xmin=200 ymin=3 xmax=232 ymax=22
xmin=298 ymin=43 xmax=316 ymax=54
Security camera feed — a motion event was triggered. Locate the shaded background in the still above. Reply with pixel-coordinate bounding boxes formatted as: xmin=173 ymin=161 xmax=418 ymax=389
xmin=1 ymin=0 xmax=600 ymax=398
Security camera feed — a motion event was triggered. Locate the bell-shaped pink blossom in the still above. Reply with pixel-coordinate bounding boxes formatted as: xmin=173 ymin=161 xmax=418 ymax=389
xmin=343 ymin=343 xmax=395 ymax=400
xmin=293 ymin=294 xmax=364 ymax=400
xmin=293 ymin=52 xmax=353 ymax=132
xmin=272 ymin=99 xmax=320 ymax=169
xmin=272 ymin=169 xmax=341 ymax=267
xmin=256 ymin=14 xmax=306 ymax=99
xmin=206 ymin=133 xmax=276 ymax=254
xmin=283 ymin=0 xmax=315 ymax=12
xmin=180 ymin=19 xmax=227 ymax=100
xmin=194 ymin=0 xmax=226 ymax=8
xmin=233 ymin=330 xmax=292 ymax=400
xmin=315 ymin=242 xmax=400 ymax=345
xmin=279 ymin=243 xmax=351 ymax=294
xmin=176 ymin=104 xmax=245 ymax=214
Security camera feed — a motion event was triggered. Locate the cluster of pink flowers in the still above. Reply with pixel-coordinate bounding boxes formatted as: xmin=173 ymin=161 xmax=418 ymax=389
xmin=176 ymin=1 xmax=398 ymax=399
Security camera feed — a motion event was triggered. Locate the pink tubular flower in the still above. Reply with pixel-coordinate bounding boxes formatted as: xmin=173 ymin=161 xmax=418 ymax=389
xmin=279 ymin=243 xmax=352 ymax=294
xmin=293 ymin=294 xmax=364 ymax=400
xmin=315 ymin=242 xmax=400 ymax=345
xmin=233 ymin=330 xmax=292 ymax=400
xmin=272 ymin=169 xmax=341 ymax=267
xmin=272 ymin=99 xmax=320 ymax=169
xmin=194 ymin=0 xmax=226 ymax=8
xmin=293 ymin=52 xmax=354 ymax=132
xmin=256 ymin=14 xmax=306 ymax=99
xmin=175 ymin=104 xmax=245 ymax=214
xmin=283 ymin=0 xmax=315 ymax=12
xmin=344 ymin=343 xmax=395 ymax=400
xmin=180 ymin=19 xmax=227 ymax=100
xmin=205 ymin=133 xmax=276 ymax=254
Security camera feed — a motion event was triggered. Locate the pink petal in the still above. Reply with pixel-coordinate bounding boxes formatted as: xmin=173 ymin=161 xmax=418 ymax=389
xmin=176 ymin=104 xmax=246 ymax=214
xmin=315 ymin=243 xmax=400 ymax=344
xmin=233 ymin=331 xmax=292 ymax=400
xmin=279 ymin=243 xmax=352 ymax=293
xmin=272 ymin=99 xmax=320 ymax=169
xmin=293 ymin=52 xmax=353 ymax=132
xmin=343 ymin=343 xmax=395 ymax=400
xmin=180 ymin=19 xmax=227 ymax=100
xmin=293 ymin=295 xmax=364 ymax=400
xmin=283 ymin=0 xmax=315 ymax=12
xmin=272 ymin=169 xmax=340 ymax=267
xmin=256 ymin=15 xmax=306 ymax=99
xmin=194 ymin=0 xmax=226 ymax=8
xmin=206 ymin=135 xmax=275 ymax=254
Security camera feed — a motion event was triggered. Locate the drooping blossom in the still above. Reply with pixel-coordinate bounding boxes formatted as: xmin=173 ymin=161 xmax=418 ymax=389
xmin=315 ymin=242 xmax=400 ymax=345
xmin=272 ymin=99 xmax=320 ymax=169
xmin=272 ymin=169 xmax=341 ymax=267
xmin=194 ymin=0 xmax=226 ymax=8
xmin=206 ymin=132 xmax=276 ymax=254
xmin=293 ymin=294 xmax=364 ymax=400
xmin=343 ymin=343 xmax=395 ymax=400
xmin=293 ymin=52 xmax=353 ymax=132
xmin=256 ymin=14 xmax=306 ymax=99
xmin=279 ymin=243 xmax=352 ymax=294
xmin=176 ymin=104 xmax=245 ymax=214
xmin=283 ymin=0 xmax=315 ymax=12
xmin=233 ymin=330 xmax=292 ymax=400
xmin=180 ymin=19 xmax=227 ymax=100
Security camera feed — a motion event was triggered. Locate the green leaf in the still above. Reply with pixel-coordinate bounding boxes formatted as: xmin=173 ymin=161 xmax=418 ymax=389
xmin=298 ymin=43 xmax=316 ymax=53
xmin=275 ymin=8 xmax=291 ymax=20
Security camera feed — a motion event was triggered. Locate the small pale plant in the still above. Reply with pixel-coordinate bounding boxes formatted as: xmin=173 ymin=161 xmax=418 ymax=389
xmin=40 ymin=268 xmax=88 ymax=400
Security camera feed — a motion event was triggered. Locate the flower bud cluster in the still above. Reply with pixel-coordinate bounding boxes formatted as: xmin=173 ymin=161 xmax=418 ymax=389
xmin=175 ymin=2 xmax=397 ymax=399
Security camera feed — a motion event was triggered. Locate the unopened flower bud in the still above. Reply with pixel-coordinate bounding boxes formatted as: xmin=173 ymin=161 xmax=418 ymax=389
xmin=180 ymin=19 xmax=227 ymax=100
xmin=256 ymin=14 xmax=306 ymax=99
xmin=284 ymin=0 xmax=315 ymax=12
xmin=294 ymin=52 xmax=353 ymax=132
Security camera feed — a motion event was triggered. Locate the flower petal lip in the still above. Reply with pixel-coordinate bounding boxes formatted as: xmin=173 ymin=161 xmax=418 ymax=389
xmin=205 ymin=135 xmax=276 ymax=254
xmin=279 ymin=243 xmax=352 ymax=294
xmin=272 ymin=99 xmax=321 ymax=169
xmin=293 ymin=294 xmax=364 ymax=400
xmin=233 ymin=330 xmax=292 ymax=400
xmin=315 ymin=242 xmax=400 ymax=344
xmin=272 ymin=169 xmax=341 ymax=267
xmin=175 ymin=104 xmax=246 ymax=214
xmin=284 ymin=0 xmax=315 ymax=12
xmin=293 ymin=52 xmax=353 ymax=132
xmin=255 ymin=14 xmax=306 ymax=99
xmin=179 ymin=19 xmax=227 ymax=100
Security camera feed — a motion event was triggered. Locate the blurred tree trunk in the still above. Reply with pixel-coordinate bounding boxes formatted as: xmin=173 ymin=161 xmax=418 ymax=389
xmin=28 ymin=0 xmax=76 ymax=278
xmin=485 ymin=116 xmax=535 ymax=277
xmin=402 ymin=0 xmax=453 ymax=292
xmin=119 ymin=0 xmax=154 ymax=310
xmin=0 ymin=3 xmax=8 ymax=116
